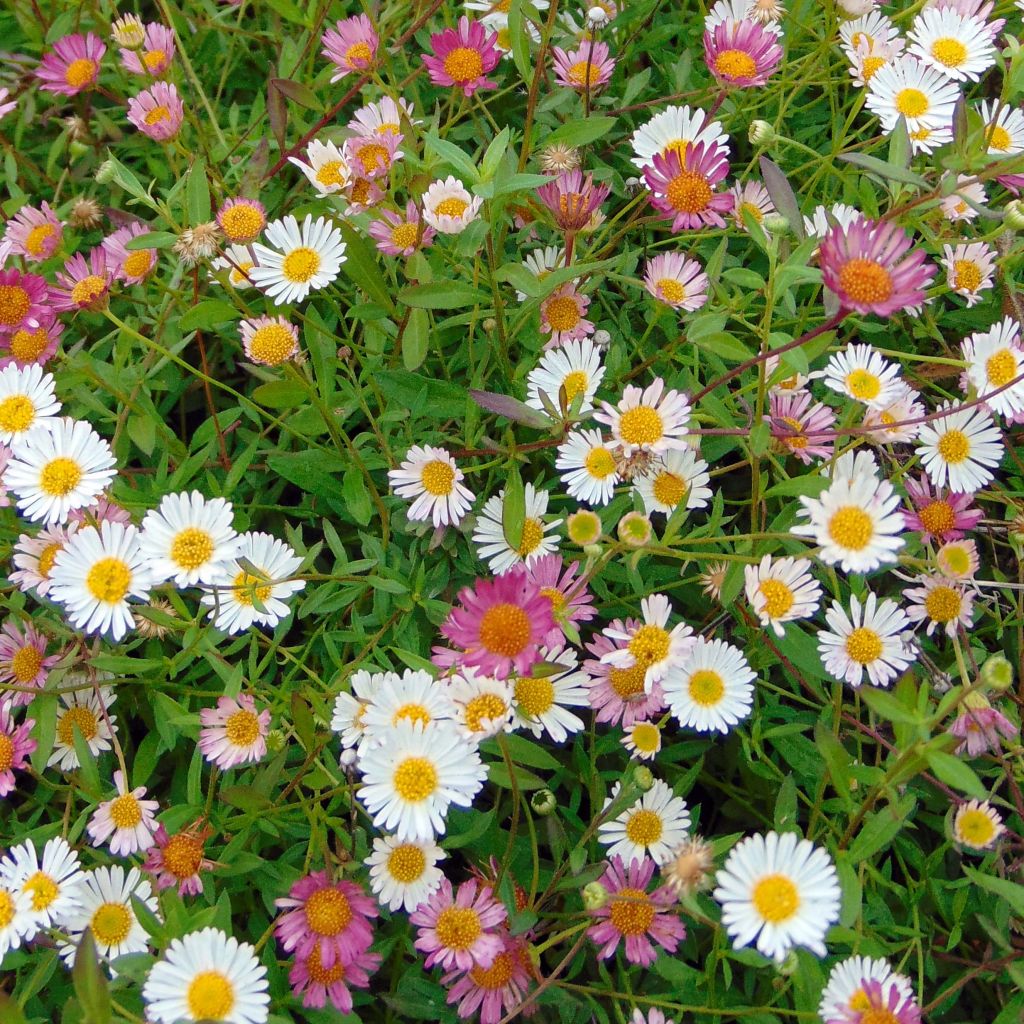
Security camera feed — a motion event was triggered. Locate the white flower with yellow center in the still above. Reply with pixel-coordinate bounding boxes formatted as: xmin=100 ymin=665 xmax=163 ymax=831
xmin=916 ymin=402 xmax=1004 ymax=493
xmin=838 ymin=12 xmax=900 ymax=53
xmin=819 ymin=956 xmax=914 ymax=1023
xmin=556 ymin=428 xmax=621 ymax=506
xmin=421 ymin=176 xmax=482 ymax=234
xmin=288 ymin=138 xmax=351 ymax=196
xmin=861 ymin=382 xmax=925 ymax=444
xmin=249 ymin=214 xmax=346 ymax=305
xmin=49 ymin=522 xmax=154 ymax=641
xmin=0 ymin=878 xmax=33 ymax=963
xmin=360 ymin=668 xmax=456 ymax=746
xmin=629 ymin=104 xmax=730 ymax=171
xmin=210 ymin=244 xmax=257 ymax=289
xmin=602 ymin=593 xmax=696 ymax=690
xmin=517 ymin=245 xmax=564 ymax=301
xmin=622 ymin=720 xmax=662 ymax=760
xmin=905 ymin=572 xmax=974 ymax=637
xmin=713 ymin=830 xmax=841 ymax=962
xmin=663 ymin=637 xmax=755 ymax=733
xmin=822 ymin=344 xmax=903 ymax=409
xmin=791 ymin=461 xmax=905 ymax=572
xmin=907 ymin=8 xmax=995 ymax=82
xmin=49 ymin=683 xmax=117 ymax=771
xmin=387 ymin=445 xmax=475 ymax=528
xmin=598 ymin=778 xmax=691 ymax=866
xmin=526 ymin=338 xmax=605 ymax=417
xmin=744 ymin=554 xmax=821 ymax=637
xmin=802 ymin=202 xmax=861 ymax=240
xmin=143 ymin=926 xmax=269 ymax=1024
xmin=59 ymin=866 xmax=159 ymax=971
xmin=962 ymin=317 xmax=1024 ymax=419
xmin=200 ymin=531 xmax=306 ymax=634
xmin=818 ymin=592 xmax=915 ymax=688
xmin=0 ymin=363 xmax=61 ymax=445
xmin=509 ymin=645 xmax=589 ymax=742
xmin=139 ymin=490 xmax=241 ymax=587
xmin=358 ymin=720 xmax=487 ymax=841
xmin=596 ymin=378 xmax=692 ymax=456
xmin=472 ymin=482 xmax=562 ymax=575
xmin=865 ymin=55 xmax=960 ymax=138
xmin=4 ymin=417 xmax=116 ymax=524
xmin=365 ymin=834 xmax=446 ymax=912
xmin=0 ymin=836 xmax=85 ymax=939
xmin=847 ymin=37 xmax=903 ymax=89
xmin=633 ymin=448 xmax=712 ymax=516
xmin=942 ymin=241 xmax=995 ymax=308
xmin=952 ymin=798 xmax=1004 ymax=851
xmin=446 ymin=668 xmax=514 ymax=739
xmin=977 ymin=99 xmax=1024 ymax=155
xmin=332 ymin=669 xmax=393 ymax=760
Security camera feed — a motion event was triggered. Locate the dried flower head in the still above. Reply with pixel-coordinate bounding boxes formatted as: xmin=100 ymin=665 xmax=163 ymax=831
xmin=173 ymin=222 xmax=222 ymax=267
xmin=133 ymin=598 xmax=174 ymax=640
xmin=540 ymin=143 xmax=581 ymax=174
xmin=69 ymin=198 xmax=103 ymax=230
xmin=661 ymin=836 xmax=716 ymax=898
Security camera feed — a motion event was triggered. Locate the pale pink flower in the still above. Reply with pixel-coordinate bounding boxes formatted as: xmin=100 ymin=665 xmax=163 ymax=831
xmin=198 ymin=694 xmax=271 ymax=769
xmin=87 ymin=769 xmax=159 ymax=856
xmin=4 ymin=202 xmax=64 ymax=262
xmin=127 ymin=81 xmax=184 ymax=141
xmin=0 ymin=701 xmax=36 ymax=797
xmin=322 ymin=14 xmax=379 ymax=80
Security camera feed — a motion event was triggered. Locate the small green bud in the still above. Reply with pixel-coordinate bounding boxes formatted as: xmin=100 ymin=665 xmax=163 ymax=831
xmin=531 ymin=788 xmax=557 ymax=816
xmin=981 ymin=653 xmax=1014 ymax=692
xmin=748 ymin=120 xmax=777 ymax=146
xmin=617 ymin=511 xmax=652 ymax=548
xmin=582 ymin=881 xmax=609 ymax=910
xmin=633 ymin=765 xmax=655 ymax=791
xmin=1004 ymin=200 xmax=1024 ymax=231
xmin=568 ymin=509 xmax=602 ymax=546
xmin=777 ymin=949 xmax=800 ymax=976
xmin=763 ymin=212 xmax=790 ymax=235
xmin=95 ymin=159 xmax=116 ymax=185
xmin=265 ymin=728 xmax=286 ymax=754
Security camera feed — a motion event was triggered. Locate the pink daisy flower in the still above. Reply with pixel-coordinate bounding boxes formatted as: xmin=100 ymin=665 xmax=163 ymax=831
xmin=0 ymin=701 xmax=36 ymax=797
xmin=537 ymin=169 xmax=611 ymax=231
xmin=322 ymin=14 xmax=379 ymax=81
xmin=289 ymin=941 xmax=381 ymax=1012
xmin=423 ymin=17 xmax=502 ymax=97
xmin=9 ymin=522 xmax=76 ymax=597
xmin=704 ymin=18 xmax=783 ymax=87
xmin=68 ymin=494 xmax=132 ymax=528
xmin=4 ymin=202 xmax=64 ymax=262
xmin=434 ymin=568 xmax=556 ymax=680
xmin=836 ymin=978 xmax=922 ymax=1024
xmin=587 ymin=856 xmax=686 ymax=966
xmin=369 ymin=201 xmax=436 ymax=257
xmin=442 ymin=930 xmax=534 ymax=1024
xmin=584 ymin=622 xmax=668 ymax=727
xmin=142 ymin=821 xmax=214 ymax=895
xmin=274 ymin=871 xmax=378 ymax=968
xmin=767 ymin=390 xmax=836 ymax=464
xmin=525 ymin=554 xmax=596 ymax=645
xmin=552 ymin=40 xmax=616 ymax=92
xmin=87 ymin=769 xmax=159 ymax=856
xmin=903 ymin=474 xmax=982 ymax=543
xmin=643 ymin=252 xmax=709 ymax=311
xmin=51 ymin=248 xmax=111 ymax=313
xmin=348 ymin=96 xmax=416 ymax=138
xmin=344 ymin=132 xmax=403 ymax=181
xmin=411 ymin=877 xmax=507 ymax=971
xmin=0 ymin=268 xmax=52 ymax=336
xmin=343 ymin=176 xmax=386 ymax=215
xmin=120 ymin=23 xmax=176 ymax=76
xmin=127 ymin=81 xmax=184 ymax=141
xmin=819 ymin=216 xmax=935 ymax=318
xmin=101 ymin=222 xmax=159 ymax=284
xmin=0 ymin=312 xmax=63 ymax=369
xmin=949 ymin=697 xmax=1017 ymax=757
xmin=36 ymin=33 xmax=105 ymax=96
xmin=0 ymin=619 xmax=60 ymax=705
xmin=216 ymin=197 xmax=267 ymax=245
xmin=643 ymin=142 xmax=734 ymax=231
xmin=540 ymin=284 xmax=594 ymax=348
xmin=239 ymin=315 xmax=300 ymax=367
xmin=198 ymin=694 xmax=271 ymax=769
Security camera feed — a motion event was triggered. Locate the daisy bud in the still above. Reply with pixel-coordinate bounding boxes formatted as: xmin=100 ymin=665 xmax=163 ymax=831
xmin=95 ymin=159 xmax=116 ymax=185
xmin=531 ymin=788 xmax=557 ymax=816
xmin=1004 ymin=200 xmax=1024 ymax=232
xmin=592 ymin=328 xmax=612 ymax=348
xmin=567 ymin=509 xmax=602 ymax=545
xmin=483 ymin=318 xmax=497 ymax=333
xmin=633 ymin=765 xmax=655 ymax=791
xmin=339 ymin=746 xmax=359 ymax=767
xmin=112 ymin=14 xmax=146 ymax=48
xmin=625 ymin=176 xmax=645 ymax=197
xmin=582 ymin=881 xmax=609 ymax=910
xmin=748 ymin=119 xmax=777 ymax=146
xmin=69 ymin=140 xmax=88 ymax=160
xmin=265 ymin=728 xmax=286 ymax=754
xmin=583 ymin=542 xmax=603 ymax=558
xmin=70 ymin=197 xmax=103 ymax=229
xmin=617 ymin=511 xmax=652 ymax=548
xmin=981 ymin=653 xmax=1014 ymax=693
xmin=762 ymin=212 xmax=789 ymax=235
xmin=587 ymin=5 xmax=610 ymax=27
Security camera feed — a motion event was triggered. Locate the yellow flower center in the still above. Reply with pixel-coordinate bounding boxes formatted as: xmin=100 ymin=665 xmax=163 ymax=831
xmin=895 ymin=87 xmax=929 ymax=118
xmin=937 ymin=428 xmax=970 ymax=465
xmin=688 ymin=668 xmax=725 ymax=706
xmin=186 ymin=971 xmax=236 ymax=1021
xmin=628 ymin=624 xmax=670 ymax=668
xmin=567 ymin=61 xmax=603 ymax=87
xmin=443 ymin=47 xmax=484 ymax=84
xmin=860 ymin=55 xmax=885 ymax=81
xmin=219 ymin=205 xmax=265 ymax=241
xmin=845 ymin=626 xmax=883 ymax=664
xmin=170 ymin=527 xmax=215 ymax=570
xmin=845 ymin=368 xmax=881 ymax=401
xmin=142 ymin=49 xmax=167 ymax=71
xmin=306 ymin=942 xmax=346 ymax=984
xmin=0 ymin=735 xmax=13 ymax=773
xmin=985 ymin=348 xmax=1016 ymax=386
xmin=40 ymin=456 xmax=83 ymax=497
xmin=545 ymin=295 xmax=581 ymax=332
xmin=225 ymin=708 xmax=261 ymax=746
xmin=65 ymin=58 xmax=98 ymax=89
xmin=70 ymin=275 xmax=106 ymax=307
xmin=924 ymin=585 xmax=961 ymax=623
xmin=233 ymin=570 xmax=272 ymax=606
xmin=10 ymin=644 xmax=43 ymax=683
xmin=609 ymin=663 xmax=647 ymax=699
xmin=619 ymin=405 xmax=664 ymax=446
xmin=514 ymin=675 xmax=555 ymax=717
xmin=751 ymin=873 xmax=800 ymax=923
xmin=316 ymin=161 xmax=347 ymax=188
xmin=657 ymin=278 xmax=686 ymax=304
xmin=919 ymin=499 xmax=955 ymax=534
xmin=435 ymin=905 xmax=482 ymax=950
xmin=122 ymin=250 xmax=155 ymax=279
xmin=143 ymin=105 xmax=171 ymax=126
xmin=25 ymin=224 xmax=55 ymax=257
xmin=957 ymin=808 xmax=996 ymax=847
xmin=38 ymin=542 xmax=63 ymax=579
xmin=470 ymin=950 xmax=516 ymax=989
xmin=109 ymin=792 xmax=142 ymax=829
xmin=345 ymin=41 xmax=373 ymax=66
xmin=478 ymin=603 xmax=532 ymax=656
xmin=652 ymin=471 xmax=687 ymax=509
xmin=350 ymin=178 xmax=372 ymax=204
xmin=392 ymin=702 xmax=432 ymax=728
xmin=387 ymin=843 xmax=426 ymax=883
xmin=86 ymin=557 xmax=132 ymax=604
xmin=630 ymin=722 xmax=661 ymax=752
xmin=355 ymin=143 xmax=390 ymax=174
xmin=860 ymin=1009 xmax=900 ymax=1024
xmin=248 ymin=324 xmax=296 ymax=365
xmin=229 ymin=261 xmax=254 ymax=285
xmin=0 ymin=395 xmax=35 ymax=434
xmin=625 ymin=808 xmax=664 ymax=845
xmin=759 ymin=578 xmax=794 ymax=619
xmin=838 ymin=259 xmax=893 ymax=304
xmin=163 ymin=834 xmax=204 ymax=879
xmin=392 ymin=756 xmax=439 ymax=802
xmin=953 ymin=260 xmax=983 ymax=294
xmin=562 ymin=369 xmax=589 ymax=403
xmin=90 ymin=902 xmax=133 ymax=945
xmin=714 ymin=49 xmax=758 ymax=80
xmin=0 ymin=889 xmax=14 ymax=928
xmin=827 ymin=506 xmax=873 ymax=550
xmin=420 ymin=459 xmax=455 ymax=496
xmin=987 ymin=125 xmax=1012 ymax=151
xmin=24 ymin=871 xmax=58 ymax=911
xmin=585 ymin=446 xmax=617 ymax=479
xmin=282 ymin=246 xmax=321 ymax=284
xmin=0 ymin=284 xmax=31 ymax=326
xmin=465 ymin=692 xmax=509 ymax=733
xmin=10 ymin=326 xmax=50 ymax=362
xmin=930 ymin=37 xmax=968 ymax=68
xmin=939 ymin=544 xmax=971 ymax=576
xmin=390 ymin=222 xmax=419 ymax=250
xmin=607 ymin=888 xmax=656 ymax=935
xmin=305 ymin=887 xmax=353 ymax=935
xmin=57 ymin=706 xmax=98 ymax=746
xmin=434 ymin=197 xmax=469 ymax=219
xmin=666 ymin=170 xmax=713 ymax=214
xmin=516 ymin=517 xmax=544 ymax=557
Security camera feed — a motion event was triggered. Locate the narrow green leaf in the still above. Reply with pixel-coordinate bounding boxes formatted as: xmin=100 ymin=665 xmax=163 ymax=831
xmin=847 ymin=793 xmax=916 ymax=861
xmin=179 ymin=300 xmax=239 ymax=332
xmin=424 ymin=132 xmax=480 ymax=183
xmin=544 ymin=116 xmax=617 ymax=149
xmin=186 ymin=159 xmax=211 ymax=224
xmin=402 ymin=307 xmax=430 ymax=371
xmin=925 ymin=748 xmax=989 ymax=800
xmin=398 ymin=282 xmax=489 ymax=310
xmin=964 ymin=866 xmax=1024 ymax=917
xmin=839 ymin=152 xmax=929 ymax=187
xmin=338 ymin=222 xmax=396 ymax=312
xmin=72 ymin=929 xmax=111 ymax=1024
xmin=502 ymin=466 xmax=525 ymax=552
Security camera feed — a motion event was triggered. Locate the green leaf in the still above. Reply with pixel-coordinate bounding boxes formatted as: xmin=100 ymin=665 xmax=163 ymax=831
xmin=847 ymin=793 xmax=916 ymax=861
xmin=502 ymin=466 xmax=525 ymax=552
xmin=402 ymin=307 xmax=430 ymax=371
xmin=470 ymin=389 xmax=551 ymax=429
xmin=860 ymin=687 xmax=924 ymax=726
xmin=338 ymin=222 xmax=395 ymax=312
xmin=481 ymin=126 xmax=511 ymax=180
xmin=186 ymin=159 xmax=211 ymax=224
xmin=343 ymin=468 xmax=373 ymax=526
xmin=124 ymin=231 xmax=177 ymax=250
xmin=691 ymin=330 xmax=753 ymax=362
xmin=398 ymin=282 xmax=489 ymax=310
xmin=219 ymin=785 xmax=273 ymax=812
xmin=839 ymin=152 xmax=929 ymax=187
xmin=925 ymin=748 xmax=989 ymax=800
xmin=270 ymin=77 xmax=321 ymax=110
xmin=487 ymin=760 xmax=546 ymax=790
xmin=484 ymin=733 xmax=562 ymax=771
xmin=179 ymin=300 xmax=239 ymax=332
xmin=266 ymin=451 xmax=347 ymax=501
xmin=760 ymin=156 xmax=805 ymax=240
xmin=290 ymin=692 xmax=316 ymax=752
xmin=72 ymin=929 xmax=111 ymax=1024
xmin=424 ymin=132 xmax=480 ymax=183
xmin=763 ymin=476 xmax=830 ymax=499
xmin=251 ymin=380 xmax=308 ymax=408
xmin=964 ymin=866 xmax=1024 ymax=917
xmin=0 ymin=993 xmax=28 ymax=1024
xmin=544 ymin=116 xmax=617 ymax=149
xmin=375 ymin=370 xmax=470 ymax=419
xmin=773 ymin=774 xmax=799 ymax=832
xmin=475 ymin=173 xmax=550 ymax=199
xmin=814 ymin=721 xmax=855 ymax=806
xmin=127 ymin=412 xmax=156 ymax=456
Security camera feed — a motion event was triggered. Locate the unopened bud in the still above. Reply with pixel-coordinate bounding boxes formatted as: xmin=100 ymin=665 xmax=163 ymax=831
xmin=633 ymin=766 xmax=655 ymax=791
xmin=981 ymin=653 xmax=1014 ymax=692
xmin=1004 ymin=200 xmax=1024 ymax=231
xmin=95 ymin=159 xmax=116 ymax=185
xmin=69 ymin=140 xmax=89 ymax=160
xmin=265 ymin=729 xmax=286 ymax=754
xmin=339 ymin=747 xmax=359 ymax=768
xmin=587 ymin=5 xmax=610 ymax=27
xmin=748 ymin=120 xmax=777 ymax=146
xmin=762 ymin=212 xmax=790 ymax=235
xmin=582 ymin=881 xmax=609 ymax=910
xmin=617 ymin=511 xmax=652 ymax=548
xmin=483 ymin=318 xmax=497 ymax=333
xmin=568 ymin=509 xmax=602 ymax=545
xmin=592 ymin=328 xmax=612 ymax=349
xmin=531 ymin=788 xmax=557 ymax=816
xmin=582 ymin=542 xmax=603 ymax=558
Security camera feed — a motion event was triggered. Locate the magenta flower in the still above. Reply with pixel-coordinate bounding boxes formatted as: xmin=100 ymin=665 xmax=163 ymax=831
xmin=216 ymin=197 xmax=267 ymax=244
xmin=322 ymin=14 xmax=379 ymax=81
xmin=0 ymin=268 xmax=52 ymax=336
xmin=0 ymin=619 xmax=59 ymax=705
xmin=587 ymin=856 xmax=685 ymax=966
xmin=584 ymin=622 xmax=668 ymax=727
xmin=369 ymin=201 xmax=436 ymax=257
xmin=643 ymin=252 xmax=709 ymax=311
xmin=837 ymin=979 xmax=922 ymax=1024
xmin=120 ymin=23 xmax=176 ymax=76
xmin=703 ymin=18 xmax=783 ymax=88
xmin=434 ymin=567 xmax=556 ymax=679
xmin=537 ymin=170 xmax=611 ymax=231
xmin=525 ymin=554 xmax=596 ymax=646
xmin=540 ymin=284 xmax=594 ymax=348
xmin=643 ymin=142 xmax=734 ymax=231
xmin=4 ymin=202 xmax=64 ymax=262
xmin=51 ymin=248 xmax=111 ymax=313
xmin=275 ymin=871 xmax=378 ymax=968
xmin=87 ymin=769 xmax=159 ymax=856
xmin=289 ymin=941 xmax=381 ymax=1011
xmin=344 ymin=131 xmax=403 ymax=181
xmin=102 ymin=222 xmax=159 ymax=284
xmin=36 ymin=33 xmax=105 ymax=96
xmin=198 ymin=693 xmax=271 ymax=769
xmin=411 ymin=877 xmax=507 ymax=971
xmin=127 ymin=81 xmax=184 ymax=141
xmin=0 ymin=700 xmax=36 ymax=797
xmin=142 ymin=821 xmax=214 ymax=895
xmin=903 ymin=474 xmax=982 ymax=543
xmin=767 ymin=390 xmax=836 ymax=465
xmin=949 ymin=699 xmax=1018 ymax=757
xmin=552 ymin=40 xmax=616 ymax=92
xmin=819 ymin=216 xmax=935 ymax=318
xmin=423 ymin=17 xmax=501 ymax=97
xmin=441 ymin=930 xmax=534 ymax=1024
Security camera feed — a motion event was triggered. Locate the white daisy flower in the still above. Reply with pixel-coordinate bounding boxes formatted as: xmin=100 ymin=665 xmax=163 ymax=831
xmin=358 ymin=719 xmax=487 ymax=842
xmin=0 ymin=363 xmax=61 ymax=445
xmin=48 ymin=521 xmax=154 ymax=642
xmin=0 ymin=878 xmax=33 ymax=965
xmin=287 ymin=138 xmax=351 ymax=196
xmin=940 ymin=174 xmax=986 ymax=222
xmin=826 ymin=447 xmax=882 ymax=485
xmin=861 ymin=382 xmax=926 ymax=443
xmin=629 ymin=104 xmax=730 ymax=171
xmin=49 ymin=684 xmax=118 ymax=771
xmin=916 ymin=402 xmax=1004 ymax=493
xmin=622 ymin=720 xmax=662 ymax=760
xmin=597 ymin=778 xmax=692 ymax=866
xmin=865 ymin=55 xmax=960 ymax=138
xmin=516 ymin=245 xmax=564 ymax=301
xmin=249 ymin=214 xmax=346 ymax=305
xmin=200 ymin=531 xmax=306 ymax=634
xmin=601 ymin=593 xmax=696 ymax=689
xmin=510 ymin=645 xmax=589 ymax=743
xmin=4 ymin=417 xmax=116 ymax=524
xmin=138 ymin=490 xmax=241 ymax=587
xmin=663 ymin=637 xmax=755 ymax=733
xmin=555 ymin=428 xmax=621 ymax=506
xmin=446 ymin=668 xmax=514 ymax=739
xmin=821 ymin=344 xmax=903 ymax=408
xmin=633 ymin=448 xmax=712 ymax=516
xmin=210 ymin=244 xmax=257 ymax=289
xmin=905 ymin=573 xmax=974 ymax=637
xmin=360 ymin=668 xmax=456 ymax=745
xmin=421 ymin=176 xmax=482 ymax=234
xmin=962 ymin=317 xmax=1024 ymax=418
xmin=142 ymin=926 xmax=269 ymax=1024
xmin=765 ymin=354 xmax=811 ymax=394
xmin=802 ymin=202 xmax=861 ymax=240
xmin=0 ymin=836 xmax=85 ymax=938
xmin=953 ymin=799 xmax=1004 ymax=850
xmin=819 ymin=956 xmax=914 ymax=1023
xmin=58 ymin=865 xmax=159 ymax=971
xmin=732 ymin=181 xmax=776 ymax=231
xmin=482 ymin=11 xmax=542 ymax=58
xmin=472 ymin=482 xmax=561 ymax=575
xmin=706 ymin=0 xmax=784 ymax=32
xmin=977 ymin=99 xmax=1024 ymax=155
xmin=595 ymin=378 xmax=692 ymax=456
xmin=943 ymin=241 xmax=995 ymax=307
xmin=838 ymin=11 xmax=900 ymax=52
xmin=365 ymin=834 xmax=446 ymax=912
xmin=847 ymin=37 xmax=904 ymax=89
xmin=818 ymin=592 xmax=915 ymax=688
xmin=388 ymin=445 xmax=475 ymax=528
xmin=907 ymin=8 xmax=995 ymax=82
xmin=713 ymin=830 xmax=841 ymax=962
xmin=9 ymin=522 xmax=77 ymax=596
xmin=526 ymin=338 xmax=605 ymax=417
xmin=331 ymin=669 xmax=393 ymax=760
xmin=744 ymin=555 xmax=822 ymax=637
